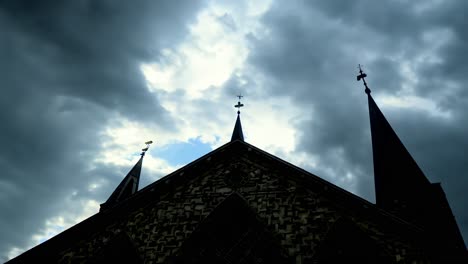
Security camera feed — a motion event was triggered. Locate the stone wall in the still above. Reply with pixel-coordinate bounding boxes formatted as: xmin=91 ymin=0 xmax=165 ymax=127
xmin=58 ymin=145 xmax=430 ymax=263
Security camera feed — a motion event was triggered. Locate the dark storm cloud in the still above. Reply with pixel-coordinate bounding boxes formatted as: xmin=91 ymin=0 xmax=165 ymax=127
xmin=248 ymin=0 xmax=468 ymax=244
xmin=0 ymin=0 xmax=202 ymax=260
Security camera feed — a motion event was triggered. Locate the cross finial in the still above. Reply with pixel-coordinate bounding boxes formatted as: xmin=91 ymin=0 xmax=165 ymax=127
xmin=141 ymin=140 xmax=153 ymax=156
xmin=357 ymin=64 xmax=371 ymax=94
xmin=234 ymin=94 xmax=244 ymax=115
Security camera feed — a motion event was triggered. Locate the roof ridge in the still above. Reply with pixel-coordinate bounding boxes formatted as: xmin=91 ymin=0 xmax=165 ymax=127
xmin=120 ymin=140 xmax=422 ymax=232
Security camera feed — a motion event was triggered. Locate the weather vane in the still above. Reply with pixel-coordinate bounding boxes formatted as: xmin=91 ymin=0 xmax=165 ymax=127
xmin=141 ymin=140 xmax=153 ymax=156
xmin=357 ymin=64 xmax=371 ymax=94
xmin=234 ymin=94 xmax=244 ymax=115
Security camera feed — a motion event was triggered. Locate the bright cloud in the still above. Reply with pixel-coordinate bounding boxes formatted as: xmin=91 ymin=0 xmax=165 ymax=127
xmin=379 ymin=95 xmax=452 ymax=119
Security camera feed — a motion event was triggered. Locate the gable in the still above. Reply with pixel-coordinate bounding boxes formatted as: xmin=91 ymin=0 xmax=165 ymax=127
xmin=173 ymin=193 xmax=289 ymax=264
xmin=9 ymin=140 xmax=430 ymax=263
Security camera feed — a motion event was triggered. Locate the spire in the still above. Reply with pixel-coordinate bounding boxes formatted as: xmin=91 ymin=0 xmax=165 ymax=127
xmin=231 ymin=95 xmax=244 ymax=142
xmin=100 ymin=141 xmax=153 ymax=211
xmin=358 ymin=66 xmax=468 ymax=255
xmin=357 ymin=66 xmax=431 ymax=219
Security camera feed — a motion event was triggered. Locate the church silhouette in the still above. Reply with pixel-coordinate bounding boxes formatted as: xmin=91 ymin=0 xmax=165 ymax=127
xmin=8 ymin=68 xmax=467 ymax=263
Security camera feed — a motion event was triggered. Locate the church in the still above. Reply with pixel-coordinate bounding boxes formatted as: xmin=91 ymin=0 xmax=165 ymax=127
xmin=8 ymin=69 xmax=468 ymax=263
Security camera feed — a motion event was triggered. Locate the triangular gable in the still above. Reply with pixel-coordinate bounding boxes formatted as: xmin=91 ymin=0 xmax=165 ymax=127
xmin=173 ymin=193 xmax=289 ymax=263
xmin=8 ymin=140 xmax=423 ymax=263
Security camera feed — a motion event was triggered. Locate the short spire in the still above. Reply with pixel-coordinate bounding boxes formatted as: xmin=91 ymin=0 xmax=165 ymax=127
xmin=100 ymin=141 xmax=153 ymax=211
xmin=357 ymin=64 xmax=371 ymax=94
xmin=231 ymin=95 xmax=244 ymax=142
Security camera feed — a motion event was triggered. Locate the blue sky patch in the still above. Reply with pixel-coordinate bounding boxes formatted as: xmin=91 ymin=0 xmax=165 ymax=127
xmin=154 ymin=138 xmax=212 ymax=166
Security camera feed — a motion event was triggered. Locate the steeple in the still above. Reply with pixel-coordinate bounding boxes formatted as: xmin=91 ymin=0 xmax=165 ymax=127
xmin=358 ymin=65 xmax=467 ymax=255
xmin=231 ymin=95 xmax=244 ymax=142
xmin=358 ymin=65 xmax=431 ymax=220
xmin=100 ymin=141 xmax=153 ymax=211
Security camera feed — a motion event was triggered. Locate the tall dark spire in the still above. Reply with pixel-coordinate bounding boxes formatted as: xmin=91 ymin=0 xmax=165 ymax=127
xmin=367 ymin=91 xmax=432 ymax=207
xmin=231 ymin=95 xmax=244 ymax=142
xmin=358 ymin=66 xmax=467 ymax=255
xmin=358 ymin=66 xmax=431 ymax=216
xmin=100 ymin=141 xmax=153 ymax=211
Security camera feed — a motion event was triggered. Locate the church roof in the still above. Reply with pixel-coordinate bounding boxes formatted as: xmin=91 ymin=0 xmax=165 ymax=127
xmin=8 ymin=139 xmax=425 ymax=263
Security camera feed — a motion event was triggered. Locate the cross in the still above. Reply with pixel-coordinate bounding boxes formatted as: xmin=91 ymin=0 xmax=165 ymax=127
xmin=357 ymin=64 xmax=371 ymax=94
xmin=234 ymin=95 xmax=244 ymax=114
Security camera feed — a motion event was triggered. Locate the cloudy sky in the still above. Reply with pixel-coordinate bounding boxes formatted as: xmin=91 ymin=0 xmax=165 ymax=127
xmin=2 ymin=0 xmax=468 ymax=260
